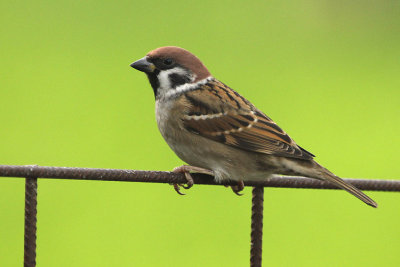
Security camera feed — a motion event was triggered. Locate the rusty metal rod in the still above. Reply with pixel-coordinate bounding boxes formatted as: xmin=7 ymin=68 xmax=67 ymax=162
xmin=0 ymin=165 xmax=397 ymax=267
xmin=24 ymin=177 xmax=37 ymax=267
xmin=250 ymin=187 xmax=264 ymax=267
xmin=0 ymin=165 xmax=399 ymax=191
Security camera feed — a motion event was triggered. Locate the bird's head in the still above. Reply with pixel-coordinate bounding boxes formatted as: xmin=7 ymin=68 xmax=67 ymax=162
xmin=130 ymin=46 xmax=211 ymax=99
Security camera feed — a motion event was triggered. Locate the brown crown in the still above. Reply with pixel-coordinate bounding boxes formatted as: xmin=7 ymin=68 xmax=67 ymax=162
xmin=147 ymin=46 xmax=211 ymax=82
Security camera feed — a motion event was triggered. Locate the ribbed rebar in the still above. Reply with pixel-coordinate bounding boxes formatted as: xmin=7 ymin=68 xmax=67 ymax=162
xmin=24 ymin=177 xmax=37 ymax=267
xmin=0 ymin=165 xmax=398 ymax=267
xmin=250 ymin=187 xmax=264 ymax=267
xmin=0 ymin=165 xmax=399 ymax=191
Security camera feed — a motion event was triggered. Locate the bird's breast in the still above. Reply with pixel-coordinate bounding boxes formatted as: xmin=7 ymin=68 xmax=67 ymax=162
xmin=154 ymin=98 xmax=276 ymax=182
xmin=155 ymin=98 xmax=217 ymax=168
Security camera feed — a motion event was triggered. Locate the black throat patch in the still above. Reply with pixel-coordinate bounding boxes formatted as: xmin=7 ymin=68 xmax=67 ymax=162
xmin=146 ymin=69 xmax=160 ymax=99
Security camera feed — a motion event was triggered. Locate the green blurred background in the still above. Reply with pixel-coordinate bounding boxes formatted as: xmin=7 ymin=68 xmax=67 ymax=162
xmin=1 ymin=0 xmax=399 ymax=266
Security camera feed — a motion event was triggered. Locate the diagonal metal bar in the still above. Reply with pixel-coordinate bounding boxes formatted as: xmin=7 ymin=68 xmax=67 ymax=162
xmin=0 ymin=165 xmax=399 ymax=191
xmin=24 ymin=177 xmax=37 ymax=267
xmin=250 ymin=187 xmax=264 ymax=267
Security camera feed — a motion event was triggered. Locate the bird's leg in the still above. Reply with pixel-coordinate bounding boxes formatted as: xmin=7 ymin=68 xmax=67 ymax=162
xmin=230 ymin=180 xmax=245 ymax=196
xmin=172 ymin=165 xmax=214 ymax=195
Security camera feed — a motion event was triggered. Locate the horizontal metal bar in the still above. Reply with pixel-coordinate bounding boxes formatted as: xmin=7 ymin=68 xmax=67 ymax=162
xmin=0 ymin=165 xmax=399 ymax=191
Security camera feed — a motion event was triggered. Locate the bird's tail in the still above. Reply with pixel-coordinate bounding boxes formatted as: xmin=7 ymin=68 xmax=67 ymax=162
xmin=310 ymin=162 xmax=377 ymax=208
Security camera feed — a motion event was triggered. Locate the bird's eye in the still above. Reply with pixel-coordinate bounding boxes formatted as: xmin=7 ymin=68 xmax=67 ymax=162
xmin=163 ymin=58 xmax=173 ymax=65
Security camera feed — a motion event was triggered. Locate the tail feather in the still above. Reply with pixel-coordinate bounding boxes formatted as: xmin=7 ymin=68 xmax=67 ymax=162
xmin=322 ymin=172 xmax=377 ymax=208
xmin=313 ymin=163 xmax=378 ymax=208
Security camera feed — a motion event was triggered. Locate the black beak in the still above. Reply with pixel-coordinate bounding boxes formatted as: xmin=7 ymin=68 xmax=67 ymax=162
xmin=130 ymin=57 xmax=156 ymax=73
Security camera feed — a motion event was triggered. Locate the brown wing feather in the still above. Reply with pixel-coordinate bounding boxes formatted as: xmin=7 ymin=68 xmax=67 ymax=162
xmin=182 ymin=80 xmax=315 ymax=160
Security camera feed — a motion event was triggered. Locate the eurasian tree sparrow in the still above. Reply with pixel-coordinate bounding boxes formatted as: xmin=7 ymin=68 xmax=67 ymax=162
xmin=130 ymin=46 xmax=377 ymax=208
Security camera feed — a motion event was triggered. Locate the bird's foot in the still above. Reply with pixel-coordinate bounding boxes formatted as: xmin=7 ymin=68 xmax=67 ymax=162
xmin=230 ymin=180 xmax=245 ymax=196
xmin=171 ymin=165 xmax=214 ymax=195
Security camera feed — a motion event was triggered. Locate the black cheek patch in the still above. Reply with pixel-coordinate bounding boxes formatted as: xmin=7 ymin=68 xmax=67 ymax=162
xmin=169 ymin=73 xmax=192 ymax=88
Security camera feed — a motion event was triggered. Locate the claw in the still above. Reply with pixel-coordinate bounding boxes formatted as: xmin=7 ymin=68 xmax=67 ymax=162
xmin=173 ymin=183 xmax=186 ymax=195
xmin=182 ymin=184 xmax=191 ymax=189
xmin=232 ymin=189 xmax=244 ymax=196
xmin=231 ymin=180 xmax=245 ymax=196
xmin=181 ymin=172 xmax=194 ymax=189
xmin=171 ymin=165 xmax=211 ymax=195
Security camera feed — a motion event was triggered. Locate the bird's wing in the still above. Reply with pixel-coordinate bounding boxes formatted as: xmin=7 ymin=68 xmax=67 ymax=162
xmin=181 ymin=79 xmax=315 ymax=160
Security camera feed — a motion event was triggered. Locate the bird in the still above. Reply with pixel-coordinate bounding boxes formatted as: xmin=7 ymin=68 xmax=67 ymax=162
xmin=130 ymin=46 xmax=377 ymax=208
